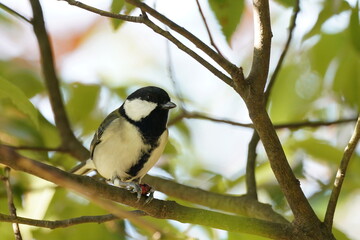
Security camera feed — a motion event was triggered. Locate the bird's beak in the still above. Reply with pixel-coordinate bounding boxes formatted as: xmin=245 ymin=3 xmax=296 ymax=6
xmin=161 ymin=101 xmax=176 ymax=109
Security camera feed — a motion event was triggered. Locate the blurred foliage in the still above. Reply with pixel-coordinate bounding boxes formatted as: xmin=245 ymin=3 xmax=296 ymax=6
xmin=0 ymin=0 xmax=359 ymax=239
xmin=272 ymin=0 xmax=296 ymax=8
xmin=208 ymin=0 xmax=245 ymax=43
xmin=33 ymin=189 xmax=123 ymax=240
xmin=0 ymin=76 xmax=39 ymax=128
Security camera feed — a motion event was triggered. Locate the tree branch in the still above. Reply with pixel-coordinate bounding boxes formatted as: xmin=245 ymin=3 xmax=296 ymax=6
xmin=324 ymin=115 xmax=360 ymax=229
xmin=246 ymin=0 xmax=272 ymax=94
xmin=274 ymin=118 xmax=358 ymax=129
xmin=247 ymin=106 xmax=328 ymax=234
xmin=0 ymin=144 xmax=166 ymax=236
xmin=245 ymin=132 xmax=260 ymax=200
xmin=1 ymin=168 xmax=23 ymax=240
xmin=0 ymin=3 xmax=31 ymax=23
xmin=229 ymin=1 xmax=329 ymax=235
xmin=143 ymin=175 xmax=288 ymax=224
xmin=169 ymin=111 xmax=358 ymax=130
xmin=245 ymin=0 xmax=300 ymax=200
xmin=29 ymin=0 xmax=89 ymax=160
xmin=59 ymin=0 xmax=233 ymax=87
xmin=0 ymin=144 xmax=293 ymax=238
xmin=168 ymin=110 xmax=253 ymax=127
xmin=165 ymin=37 xmax=186 ymax=110
xmin=8 ymin=145 xmax=69 ymax=152
xmin=61 ymin=0 xmax=142 ymax=22
xmin=2 ymin=143 xmax=288 ymax=225
xmin=265 ymin=0 xmax=300 ymax=101
xmin=0 ymin=213 xmax=122 ymax=229
xmin=124 ymin=0 xmax=240 ymax=78
xmin=140 ymin=13 xmax=233 ymax=87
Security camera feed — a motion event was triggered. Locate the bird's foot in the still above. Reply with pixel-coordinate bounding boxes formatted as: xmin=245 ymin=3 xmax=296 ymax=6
xmin=113 ymin=178 xmax=142 ymax=201
xmin=139 ymin=183 xmax=155 ymax=204
xmin=112 ymin=179 xmax=154 ymax=203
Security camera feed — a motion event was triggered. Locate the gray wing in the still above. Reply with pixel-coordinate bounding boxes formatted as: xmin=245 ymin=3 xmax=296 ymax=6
xmin=90 ymin=109 xmax=121 ymax=159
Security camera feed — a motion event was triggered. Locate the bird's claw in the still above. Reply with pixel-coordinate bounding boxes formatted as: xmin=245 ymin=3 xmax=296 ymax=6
xmin=112 ymin=178 xmax=154 ymax=203
xmin=129 ymin=184 xmax=142 ymax=202
xmin=140 ymin=183 xmax=155 ymax=204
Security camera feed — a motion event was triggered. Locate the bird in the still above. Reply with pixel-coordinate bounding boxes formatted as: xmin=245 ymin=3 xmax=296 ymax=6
xmin=72 ymin=86 xmax=176 ymax=202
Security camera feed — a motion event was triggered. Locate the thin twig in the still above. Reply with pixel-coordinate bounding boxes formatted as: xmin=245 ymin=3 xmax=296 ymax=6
xmin=169 ymin=111 xmax=358 ymax=129
xmin=168 ymin=111 xmax=252 ymax=127
xmin=165 ymin=31 xmax=186 ymax=110
xmin=245 ymin=133 xmax=260 ymax=200
xmin=125 ymin=0 xmax=240 ymax=79
xmin=324 ymin=116 xmax=360 ymax=229
xmin=60 ymin=0 xmax=143 ymax=22
xmin=10 ymin=145 xmax=69 ymax=152
xmin=29 ymin=0 xmax=89 ymax=160
xmin=2 ymin=168 xmax=23 ymax=240
xmin=265 ymin=0 xmax=300 ymax=102
xmin=0 ymin=212 xmax=146 ymax=229
xmin=140 ymin=12 xmax=233 ymax=87
xmin=0 ymin=3 xmax=31 ymax=23
xmin=195 ymin=0 xmax=224 ymax=57
xmin=58 ymin=0 xmax=234 ymax=87
xmin=274 ymin=118 xmax=358 ymax=129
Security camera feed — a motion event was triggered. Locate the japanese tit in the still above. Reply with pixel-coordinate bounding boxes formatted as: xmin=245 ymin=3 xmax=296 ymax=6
xmin=72 ymin=86 xmax=176 ymax=201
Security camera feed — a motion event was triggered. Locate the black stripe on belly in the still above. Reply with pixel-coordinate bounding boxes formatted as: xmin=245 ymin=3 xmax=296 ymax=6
xmin=126 ymin=144 xmax=157 ymax=178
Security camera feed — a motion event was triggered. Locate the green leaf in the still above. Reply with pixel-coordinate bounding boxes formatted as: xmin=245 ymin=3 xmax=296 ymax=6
xmin=333 ymin=227 xmax=352 ymax=240
xmin=333 ymin=44 xmax=360 ymax=110
xmin=0 ymin=61 xmax=44 ymax=98
xmin=173 ymin=120 xmax=191 ymax=139
xmin=309 ymin=33 xmax=341 ymax=77
xmin=0 ymin=223 xmax=14 ymax=240
xmin=208 ymin=0 xmax=245 ymax=43
xmin=268 ymin=64 xmax=322 ymax=123
xmin=0 ymin=76 xmax=39 ymax=128
xmin=349 ymin=2 xmax=360 ymax=53
xmin=228 ymin=231 xmax=271 ymax=240
xmin=0 ymin=6 xmax=18 ymax=24
xmin=272 ymin=0 xmax=296 ymax=8
xmin=303 ymin=0 xmax=351 ymax=40
xmin=164 ymin=138 xmax=178 ymax=155
xmin=110 ymin=0 xmax=135 ymax=30
xmin=66 ymin=83 xmax=100 ymax=133
xmin=37 ymin=114 xmax=61 ymax=148
xmin=110 ymin=0 xmax=125 ymax=30
xmin=112 ymin=86 xmax=128 ymax=100
xmin=33 ymin=188 xmax=120 ymax=240
xmin=286 ymin=137 xmax=343 ymax=164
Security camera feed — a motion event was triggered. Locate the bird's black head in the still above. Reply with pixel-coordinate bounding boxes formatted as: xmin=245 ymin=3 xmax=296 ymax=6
xmin=127 ymin=86 xmax=172 ymax=106
xmin=120 ymin=86 xmax=176 ymax=140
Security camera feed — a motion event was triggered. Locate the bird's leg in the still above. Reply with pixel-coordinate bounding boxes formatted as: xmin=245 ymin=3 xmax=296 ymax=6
xmin=112 ymin=177 xmax=142 ymax=201
xmin=139 ymin=183 xmax=155 ymax=204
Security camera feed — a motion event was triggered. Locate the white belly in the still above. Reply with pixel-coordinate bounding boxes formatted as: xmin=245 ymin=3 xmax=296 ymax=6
xmin=92 ymin=118 xmax=168 ymax=182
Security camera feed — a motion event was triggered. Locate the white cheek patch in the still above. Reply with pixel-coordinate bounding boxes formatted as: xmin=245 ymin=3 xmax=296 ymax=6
xmin=124 ymin=99 xmax=157 ymax=121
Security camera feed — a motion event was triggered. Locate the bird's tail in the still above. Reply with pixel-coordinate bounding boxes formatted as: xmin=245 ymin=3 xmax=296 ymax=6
xmin=70 ymin=159 xmax=96 ymax=175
